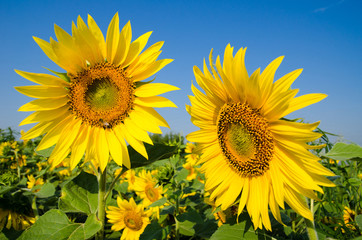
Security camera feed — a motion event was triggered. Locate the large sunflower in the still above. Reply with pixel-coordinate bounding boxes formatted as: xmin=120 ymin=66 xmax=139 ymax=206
xmin=186 ymin=45 xmax=335 ymax=230
xmin=15 ymin=13 xmax=178 ymax=172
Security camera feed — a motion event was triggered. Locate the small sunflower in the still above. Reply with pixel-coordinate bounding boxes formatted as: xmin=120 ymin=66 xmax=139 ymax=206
xmin=26 ymin=175 xmax=44 ymax=191
xmin=15 ymin=13 xmax=178 ymax=172
xmin=133 ymin=170 xmax=165 ymax=218
xmin=121 ymin=169 xmax=137 ymax=191
xmin=0 ymin=208 xmax=35 ymax=231
xmin=187 ymin=45 xmax=335 ymax=230
xmin=106 ymin=197 xmax=150 ymax=240
xmin=343 ymin=206 xmax=357 ymax=231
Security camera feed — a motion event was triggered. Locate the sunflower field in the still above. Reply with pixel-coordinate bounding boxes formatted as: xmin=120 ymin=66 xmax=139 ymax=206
xmin=0 ymin=127 xmax=361 ymax=240
xmin=1 ymin=13 xmax=362 ymax=240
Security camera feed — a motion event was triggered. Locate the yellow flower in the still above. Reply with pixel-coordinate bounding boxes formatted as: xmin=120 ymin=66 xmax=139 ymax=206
xmin=107 ymin=197 xmax=150 ymax=240
xmin=182 ymin=161 xmax=197 ymax=181
xmin=121 ymin=169 xmax=137 ymax=191
xmin=134 ymin=170 xmax=165 ymax=219
xmin=15 ymin=13 xmax=178 ymax=172
xmin=358 ymin=173 xmax=362 ymax=180
xmin=0 ymin=208 xmax=35 ymax=231
xmin=186 ymin=45 xmax=335 ymax=230
xmin=27 ymin=175 xmax=44 ymax=191
xmin=343 ymin=206 xmax=357 ymax=231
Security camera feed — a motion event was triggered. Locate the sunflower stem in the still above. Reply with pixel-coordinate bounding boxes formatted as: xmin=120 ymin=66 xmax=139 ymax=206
xmin=304 ymin=198 xmax=318 ymax=240
xmin=31 ymin=196 xmax=39 ymax=220
xmin=104 ymin=167 xmax=127 ymax=201
xmin=96 ymin=167 xmax=107 ymax=240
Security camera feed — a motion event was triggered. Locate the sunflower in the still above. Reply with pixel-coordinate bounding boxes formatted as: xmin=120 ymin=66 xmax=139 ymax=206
xmin=15 ymin=13 xmax=178 ymax=172
xmin=120 ymin=169 xmax=137 ymax=191
xmin=26 ymin=175 xmax=44 ymax=191
xmin=106 ymin=197 xmax=150 ymax=240
xmin=133 ymin=170 xmax=165 ymax=219
xmin=0 ymin=208 xmax=35 ymax=231
xmin=342 ymin=206 xmax=357 ymax=231
xmin=186 ymin=45 xmax=335 ymax=230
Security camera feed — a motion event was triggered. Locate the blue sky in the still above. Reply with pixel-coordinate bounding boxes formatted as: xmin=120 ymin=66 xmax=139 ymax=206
xmin=1 ymin=0 xmax=361 ymax=145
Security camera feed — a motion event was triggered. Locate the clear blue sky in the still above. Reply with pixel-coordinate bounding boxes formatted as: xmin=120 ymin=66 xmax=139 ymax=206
xmin=1 ymin=0 xmax=361 ymax=145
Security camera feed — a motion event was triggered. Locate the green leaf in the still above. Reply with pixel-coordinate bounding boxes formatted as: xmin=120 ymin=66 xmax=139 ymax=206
xmin=356 ymin=214 xmax=362 ymax=230
xmin=18 ymin=210 xmax=101 ymax=240
xmin=83 ymin=214 xmax=102 ymax=239
xmin=34 ymin=182 xmax=56 ymax=198
xmin=323 ymin=142 xmax=362 ymax=161
xmin=149 ymin=197 xmax=167 ymax=208
xmin=35 ymin=145 xmax=55 ymax=158
xmin=210 ymin=223 xmax=258 ymax=240
xmin=140 ymin=221 xmax=170 ymax=240
xmin=347 ymin=178 xmax=362 ymax=186
xmin=58 ymin=171 xmax=98 ymax=214
xmin=128 ymin=143 xmax=178 ymax=169
xmin=174 ymin=168 xmax=189 ymax=183
xmin=176 ymin=210 xmax=203 ymax=236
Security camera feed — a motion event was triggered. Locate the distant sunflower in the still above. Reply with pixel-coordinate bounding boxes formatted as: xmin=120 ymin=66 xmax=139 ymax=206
xmin=133 ymin=170 xmax=165 ymax=219
xmin=186 ymin=45 xmax=335 ymax=230
xmin=15 ymin=13 xmax=178 ymax=172
xmin=0 ymin=208 xmax=35 ymax=231
xmin=106 ymin=197 xmax=150 ymax=240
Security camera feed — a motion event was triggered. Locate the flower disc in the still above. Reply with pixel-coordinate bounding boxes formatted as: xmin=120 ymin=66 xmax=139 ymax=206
xmin=217 ymin=102 xmax=274 ymax=177
xmin=69 ymin=63 xmax=135 ymax=128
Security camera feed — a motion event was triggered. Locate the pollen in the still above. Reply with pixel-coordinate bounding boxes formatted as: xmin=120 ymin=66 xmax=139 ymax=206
xmin=217 ymin=102 xmax=274 ymax=177
xmin=68 ymin=63 xmax=135 ymax=128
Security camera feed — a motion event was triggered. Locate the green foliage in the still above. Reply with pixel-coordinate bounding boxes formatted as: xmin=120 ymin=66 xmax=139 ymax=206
xmin=58 ymin=172 xmax=98 ymax=214
xmin=18 ymin=210 xmax=101 ymax=240
xmin=1 ymin=127 xmax=361 ymax=239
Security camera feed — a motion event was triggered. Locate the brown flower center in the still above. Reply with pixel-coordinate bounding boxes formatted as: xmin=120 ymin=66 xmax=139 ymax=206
xmin=68 ymin=63 xmax=135 ymax=128
xmin=124 ymin=211 xmax=143 ymax=231
xmin=145 ymin=185 xmax=159 ymax=202
xmin=217 ymin=102 xmax=274 ymax=177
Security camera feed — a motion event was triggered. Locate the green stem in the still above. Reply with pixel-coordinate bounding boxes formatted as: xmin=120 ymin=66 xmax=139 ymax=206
xmin=104 ymin=167 xmax=127 ymax=201
xmin=96 ymin=167 xmax=107 ymax=240
xmin=304 ymin=198 xmax=318 ymax=240
xmin=31 ymin=196 xmax=39 ymax=220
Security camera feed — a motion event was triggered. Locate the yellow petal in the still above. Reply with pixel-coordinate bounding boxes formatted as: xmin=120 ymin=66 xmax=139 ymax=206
xmin=118 ymin=125 xmax=148 ymax=159
xmin=97 ymin=128 xmax=109 ymax=173
xmin=123 ymin=117 xmax=153 ymax=144
xmin=135 ymin=83 xmax=179 ymax=97
xmin=134 ymin=96 xmax=177 ymax=108
xmin=106 ymin=130 xmax=125 ymax=166
xmin=113 ymin=21 xmax=132 ymax=66
xmin=87 ymin=14 xmax=106 ymax=58
xmin=187 ymin=129 xmax=217 ymax=143
xmin=136 ymin=106 xmax=170 ymax=128
xmin=122 ymin=31 xmax=152 ymax=67
xmin=21 ymin=121 xmax=56 ymax=140
xmin=19 ymin=106 xmax=69 ymax=126
xmin=70 ymin=125 xmax=90 ymax=170
xmin=282 ymin=93 xmax=327 ymax=117
xmin=106 ymin=13 xmax=120 ymax=63
xmin=18 ymin=97 xmax=68 ymax=111
xmin=48 ymin=118 xmax=82 ymax=166
xmin=15 ymin=70 xmax=68 ymax=87
xmin=15 ymin=86 xmax=68 ymax=98
xmin=129 ymin=109 xmax=163 ymax=134
xmin=131 ymin=59 xmax=173 ymax=82
xmin=36 ymin=115 xmax=74 ymax=151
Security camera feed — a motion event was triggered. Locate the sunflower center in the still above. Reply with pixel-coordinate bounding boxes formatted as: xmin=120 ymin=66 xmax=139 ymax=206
xmin=124 ymin=211 xmax=143 ymax=231
xmin=68 ymin=63 xmax=135 ymax=128
xmin=217 ymin=102 xmax=274 ymax=177
xmin=145 ymin=185 xmax=159 ymax=202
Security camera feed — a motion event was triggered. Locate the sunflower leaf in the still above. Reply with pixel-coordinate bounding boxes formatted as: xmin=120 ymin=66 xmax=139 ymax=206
xmin=34 ymin=182 xmax=55 ymax=198
xmin=356 ymin=214 xmax=362 ymax=230
xmin=140 ymin=221 xmax=171 ymax=240
xmin=323 ymin=142 xmax=362 ymax=161
xmin=58 ymin=171 xmax=98 ymax=214
xmin=128 ymin=143 xmax=178 ymax=169
xmin=18 ymin=209 xmax=101 ymax=240
xmin=209 ymin=223 xmax=258 ymax=240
